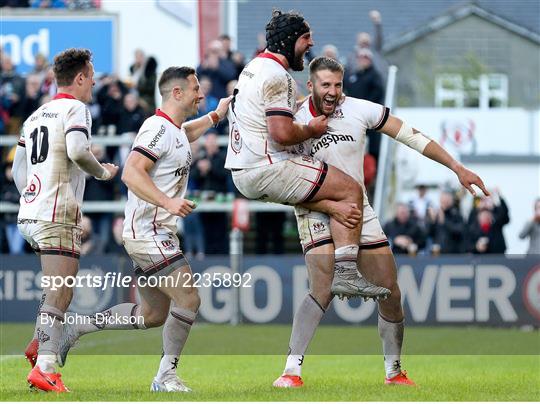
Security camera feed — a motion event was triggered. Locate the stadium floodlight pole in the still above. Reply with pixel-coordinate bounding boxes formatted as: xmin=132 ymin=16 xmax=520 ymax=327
xmin=373 ymin=65 xmax=398 ymax=224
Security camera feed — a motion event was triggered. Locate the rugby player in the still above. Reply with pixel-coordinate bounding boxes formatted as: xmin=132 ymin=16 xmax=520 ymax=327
xmin=26 ymin=67 xmax=231 ymax=392
xmin=273 ymin=57 xmax=489 ymax=388
xmin=226 ymin=9 xmax=389 ymax=300
xmin=13 ymin=48 xmax=119 ymax=392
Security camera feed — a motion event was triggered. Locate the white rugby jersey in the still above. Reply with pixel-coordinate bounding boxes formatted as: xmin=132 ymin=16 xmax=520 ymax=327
xmin=294 ymin=96 xmax=389 ymax=197
xmin=123 ymin=109 xmax=192 ymax=240
xmin=225 ymin=53 xmax=298 ymax=169
xmin=18 ymin=93 xmax=91 ymax=225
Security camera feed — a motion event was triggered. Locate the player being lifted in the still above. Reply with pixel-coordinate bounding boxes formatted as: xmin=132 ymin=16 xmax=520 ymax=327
xmin=226 ymin=9 xmax=389 ymax=300
xmin=13 ymin=48 xmax=119 ymax=392
xmin=273 ymin=57 xmax=490 ymax=388
xmin=26 ymin=67 xmax=231 ymax=392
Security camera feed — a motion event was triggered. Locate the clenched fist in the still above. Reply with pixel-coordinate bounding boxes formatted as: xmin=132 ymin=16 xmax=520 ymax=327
xmin=163 ymin=198 xmax=196 ymax=218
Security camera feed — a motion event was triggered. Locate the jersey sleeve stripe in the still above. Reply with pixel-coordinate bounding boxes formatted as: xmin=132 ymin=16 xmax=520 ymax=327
xmin=65 ymin=126 xmax=89 ymax=139
xmin=373 ymin=107 xmax=390 ymax=131
xmin=17 ymin=140 xmax=26 ymax=147
xmin=265 ymin=109 xmax=294 ymax=118
xmin=133 ymin=146 xmax=158 ymax=162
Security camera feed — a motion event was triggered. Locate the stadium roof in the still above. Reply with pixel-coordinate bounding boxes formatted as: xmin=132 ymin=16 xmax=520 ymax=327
xmin=383 ymin=2 xmax=540 ymax=52
xmin=237 ymin=0 xmax=540 ymax=59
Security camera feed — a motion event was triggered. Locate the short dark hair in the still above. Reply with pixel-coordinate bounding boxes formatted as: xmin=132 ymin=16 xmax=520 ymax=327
xmin=158 ymin=66 xmax=196 ymax=97
xmin=53 ymin=48 xmax=92 ymax=87
xmin=309 ymin=56 xmax=344 ymax=81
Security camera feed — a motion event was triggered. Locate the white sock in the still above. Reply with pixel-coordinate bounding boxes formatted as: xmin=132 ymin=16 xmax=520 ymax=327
xmin=335 ymin=245 xmax=361 ymax=277
xmin=36 ymin=354 xmax=56 ymax=373
xmin=284 ymin=354 xmax=304 ymax=376
xmin=155 ymin=307 xmax=196 ymax=382
xmin=378 ymin=314 xmax=404 ymax=378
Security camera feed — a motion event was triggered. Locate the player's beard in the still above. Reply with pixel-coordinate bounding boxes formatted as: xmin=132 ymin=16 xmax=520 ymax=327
xmin=290 ymin=51 xmax=305 ymax=72
xmin=312 ymin=91 xmax=338 ymax=117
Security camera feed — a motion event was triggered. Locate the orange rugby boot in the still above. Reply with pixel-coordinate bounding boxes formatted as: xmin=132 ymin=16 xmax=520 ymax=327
xmin=272 ymin=374 xmax=304 ymax=388
xmin=385 ymin=370 xmax=416 ymax=386
xmin=27 ymin=366 xmax=69 ymax=393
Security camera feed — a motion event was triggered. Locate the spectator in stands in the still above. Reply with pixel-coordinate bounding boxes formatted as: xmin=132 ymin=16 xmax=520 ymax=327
xmin=117 ymin=92 xmax=145 ymax=134
xmin=0 ymin=54 xmax=25 ymax=133
xmin=31 ymin=53 xmax=49 ymax=81
xmin=346 ymin=48 xmax=384 ymax=104
xmin=409 ymin=184 xmax=434 ymax=226
xmin=2 ymin=162 xmax=25 ymax=254
xmin=39 ymin=67 xmax=57 ymax=98
xmin=128 ymin=49 xmax=146 ymax=87
xmin=137 ymin=56 xmax=157 ymax=114
xmin=345 ymin=48 xmax=385 ymax=161
xmin=18 ymin=73 xmax=41 ymax=122
xmin=96 ymin=75 xmax=127 ymax=135
xmin=467 ymin=190 xmax=510 ymax=254
xmin=347 ymin=10 xmax=387 ymax=78
xmin=194 ymin=75 xmax=229 ymax=135
xmin=384 ymin=203 xmax=426 ymax=255
xmin=192 ymin=131 xmax=228 ymax=193
xmin=427 ymin=189 xmax=465 ymax=254
xmin=191 ymin=131 xmax=229 ymax=254
xmin=197 ymin=40 xmax=237 ymax=99
xmin=219 ymin=34 xmax=246 ymax=77
xmin=83 ymin=145 xmax=116 ymax=254
xmin=196 ymin=76 xmax=219 ymax=117
xmin=321 ymin=44 xmax=339 ymax=60
xmin=252 ymin=32 xmax=266 ymax=58
xmin=519 ymin=198 xmax=540 ymax=255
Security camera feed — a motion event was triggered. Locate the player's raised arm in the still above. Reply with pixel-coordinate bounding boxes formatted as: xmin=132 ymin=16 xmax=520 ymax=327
xmin=379 ymin=115 xmax=489 ymax=196
xmin=121 ymin=151 xmax=194 ymax=218
xmin=182 ymin=96 xmax=232 ymax=143
xmin=66 ymin=129 xmax=118 ymax=180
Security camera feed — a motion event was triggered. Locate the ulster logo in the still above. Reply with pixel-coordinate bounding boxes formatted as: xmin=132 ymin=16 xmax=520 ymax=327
xmin=312 ymin=221 xmax=326 ymax=235
xmin=331 ymin=109 xmax=344 ymax=119
xmin=230 ymin=123 xmax=242 ymax=154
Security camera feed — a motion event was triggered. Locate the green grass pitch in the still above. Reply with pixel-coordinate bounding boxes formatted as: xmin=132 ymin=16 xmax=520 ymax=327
xmin=1 ymin=324 xmax=539 ymax=401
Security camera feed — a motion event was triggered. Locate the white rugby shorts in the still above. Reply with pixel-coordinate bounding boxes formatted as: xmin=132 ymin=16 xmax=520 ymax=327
xmin=295 ymin=203 xmax=389 ymax=253
xmin=123 ymin=233 xmax=188 ymax=277
xmin=231 ymin=155 xmax=327 ymax=204
xmin=18 ymin=219 xmax=82 ymax=259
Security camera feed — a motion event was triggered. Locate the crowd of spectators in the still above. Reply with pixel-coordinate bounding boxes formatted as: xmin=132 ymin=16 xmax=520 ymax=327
xmin=383 ymin=186 xmax=515 ymax=255
xmin=0 ymin=10 xmax=534 ymax=257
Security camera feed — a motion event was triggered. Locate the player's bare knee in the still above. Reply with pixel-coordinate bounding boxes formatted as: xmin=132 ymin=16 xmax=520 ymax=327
xmin=143 ymin=308 xmax=168 ymax=328
xmin=174 ymin=288 xmax=200 ymax=312
xmin=310 ymin=288 xmax=332 ymax=309
xmin=45 ymin=287 xmax=73 ymax=312
xmin=378 ymin=288 xmax=402 ymax=317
